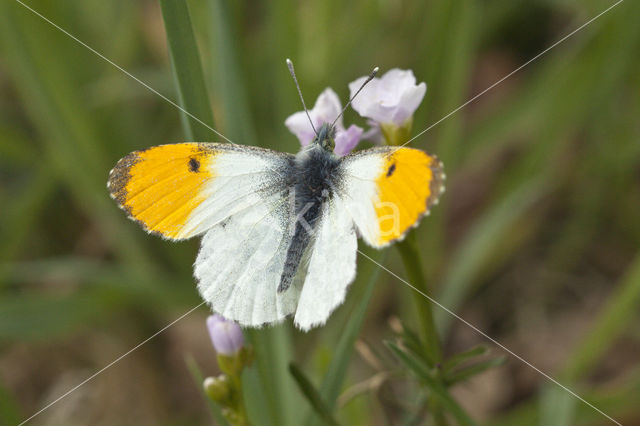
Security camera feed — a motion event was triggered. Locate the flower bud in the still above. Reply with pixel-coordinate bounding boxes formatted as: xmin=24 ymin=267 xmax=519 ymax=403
xmin=207 ymin=314 xmax=245 ymax=356
xmin=203 ymin=375 xmax=230 ymax=403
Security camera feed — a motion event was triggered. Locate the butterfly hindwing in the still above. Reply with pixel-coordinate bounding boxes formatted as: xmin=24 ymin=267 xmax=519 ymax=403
xmin=195 ymin=188 xmax=303 ymax=326
xmin=293 ymin=194 xmax=357 ymax=330
xmin=339 ymin=146 xmax=445 ymax=248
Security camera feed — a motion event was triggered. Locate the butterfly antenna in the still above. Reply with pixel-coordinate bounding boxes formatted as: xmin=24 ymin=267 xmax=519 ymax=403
xmin=331 ymin=66 xmax=379 ymax=128
xmin=286 ymin=58 xmax=318 ymax=136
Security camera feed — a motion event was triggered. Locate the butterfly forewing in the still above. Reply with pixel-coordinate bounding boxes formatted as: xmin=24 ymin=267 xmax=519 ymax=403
xmin=107 ymin=143 xmax=294 ymax=240
xmin=338 ymin=146 xmax=445 ymax=248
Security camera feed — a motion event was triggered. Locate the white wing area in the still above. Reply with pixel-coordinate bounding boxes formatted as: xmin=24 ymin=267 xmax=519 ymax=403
xmin=294 ymin=195 xmax=358 ymax=331
xmin=180 ymin=147 xmax=292 ymax=238
xmin=337 ymin=154 xmax=385 ymax=247
xmin=194 ymin=189 xmax=303 ymax=326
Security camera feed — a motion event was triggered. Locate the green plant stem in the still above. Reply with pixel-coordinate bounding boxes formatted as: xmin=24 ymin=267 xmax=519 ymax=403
xmin=231 ymin=375 xmax=249 ymax=426
xmin=397 ymin=233 xmax=443 ymax=366
xmin=396 ymin=233 xmax=447 ymax=425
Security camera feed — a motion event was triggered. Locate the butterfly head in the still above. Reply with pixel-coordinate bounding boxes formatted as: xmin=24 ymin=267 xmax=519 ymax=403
xmin=313 ymin=123 xmax=336 ymax=152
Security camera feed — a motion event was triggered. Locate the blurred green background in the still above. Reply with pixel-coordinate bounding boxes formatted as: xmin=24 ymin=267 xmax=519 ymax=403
xmin=1 ymin=0 xmax=639 ymax=424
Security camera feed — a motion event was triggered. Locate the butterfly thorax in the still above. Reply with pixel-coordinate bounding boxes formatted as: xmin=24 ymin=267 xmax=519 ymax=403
xmin=278 ymin=126 xmax=342 ymax=292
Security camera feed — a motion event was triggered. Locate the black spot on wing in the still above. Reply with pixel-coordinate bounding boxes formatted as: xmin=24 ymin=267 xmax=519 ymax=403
xmin=386 ymin=162 xmax=396 ymax=177
xmin=188 ymin=157 xmax=200 ymax=173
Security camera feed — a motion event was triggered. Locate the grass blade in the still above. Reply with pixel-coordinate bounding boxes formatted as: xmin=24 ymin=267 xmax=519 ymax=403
xmin=539 ymin=386 xmax=576 ymax=426
xmin=442 ymin=345 xmax=488 ymax=373
xmin=304 ymin=250 xmax=385 ymax=425
xmin=561 ymin=253 xmax=640 ymax=381
xmin=444 ymin=357 xmax=506 ymax=385
xmin=289 ymin=363 xmax=339 ymax=426
xmin=245 ymin=326 xmax=298 ymax=426
xmin=159 ymin=0 xmax=216 ymax=141
xmin=319 ymin=250 xmax=385 ymax=406
xmin=205 ymin=0 xmax=258 ymax=145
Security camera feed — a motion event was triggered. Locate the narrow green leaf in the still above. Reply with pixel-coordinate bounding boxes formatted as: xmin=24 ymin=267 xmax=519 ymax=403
xmin=305 ymin=250 xmax=385 ymax=426
xmin=386 ymin=341 xmax=475 ymax=426
xmin=289 ymin=363 xmax=339 ymax=426
xmin=205 ymin=0 xmax=258 ymax=145
xmin=539 ymin=386 xmax=576 ymax=426
xmin=445 ymin=357 xmax=506 ymax=385
xmin=245 ymin=326 xmax=298 ymax=426
xmin=442 ymin=345 xmax=489 ymax=373
xmin=319 ymin=250 xmax=385 ymax=406
xmin=398 ymin=322 xmax=426 ymax=365
xmin=159 ymin=0 xmax=216 ymax=141
xmin=241 ymin=366 xmax=271 ymax=426
xmin=561 ymin=252 xmax=640 ymax=381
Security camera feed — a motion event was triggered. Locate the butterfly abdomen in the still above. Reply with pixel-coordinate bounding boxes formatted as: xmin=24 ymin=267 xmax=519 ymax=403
xmin=278 ymin=146 xmax=342 ymax=292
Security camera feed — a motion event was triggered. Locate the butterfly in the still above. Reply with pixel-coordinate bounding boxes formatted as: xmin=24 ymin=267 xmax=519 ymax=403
xmin=107 ymin=65 xmax=445 ymax=331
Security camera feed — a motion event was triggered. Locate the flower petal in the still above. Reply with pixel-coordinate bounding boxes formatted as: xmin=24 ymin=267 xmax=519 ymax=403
xmin=349 ymin=68 xmax=426 ymax=126
xmin=285 ymin=88 xmax=346 ymax=145
xmin=392 ymin=81 xmax=426 ymax=124
xmin=334 ymin=124 xmax=364 ymax=156
xmin=285 ymin=111 xmax=316 ymax=146
xmin=313 ymin=88 xmax=344 ymax=128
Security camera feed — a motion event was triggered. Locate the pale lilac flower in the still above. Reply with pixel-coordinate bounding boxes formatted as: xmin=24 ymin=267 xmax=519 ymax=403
xmin=349 ymin=69 xmax=426 ymax=126
xmin=207 ymin=314 xmax=244 ymax=356
xmin=285 ymin=88 xmax=363 ymax=156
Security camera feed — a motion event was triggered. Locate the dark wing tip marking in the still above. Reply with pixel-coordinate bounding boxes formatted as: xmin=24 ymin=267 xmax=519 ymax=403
xmin=107 ymin=151 xmax=141 ymax=207
xmin=106 ymin=150 xmax=168 ymax=239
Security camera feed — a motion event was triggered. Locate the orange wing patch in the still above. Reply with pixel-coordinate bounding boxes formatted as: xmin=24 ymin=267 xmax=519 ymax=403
xmin=108 ymin=143 xmax=215 ymax=239
xmin=374 ymin=148 xmax=444 ymax=245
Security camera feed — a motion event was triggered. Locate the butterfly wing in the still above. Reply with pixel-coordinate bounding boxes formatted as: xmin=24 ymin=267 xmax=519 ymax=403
xmin=194 ymin=187 xmax=303 ymax=326
xmin=108 ymin=143 xmax=293 ymax=240
xmin=338 ymin=146 xmax=445 ymax=248
xmin=291 ymin=146 xmax=444 ymax=330
xmin=109 ymin=143 xmax=300 ymax=326
xmin=293 ymin=194 xmax=357 ymax=330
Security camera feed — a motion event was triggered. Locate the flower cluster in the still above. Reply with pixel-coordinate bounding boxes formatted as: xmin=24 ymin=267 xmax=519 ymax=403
xmin=285 ymin=68 xmax=426 ymax=151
